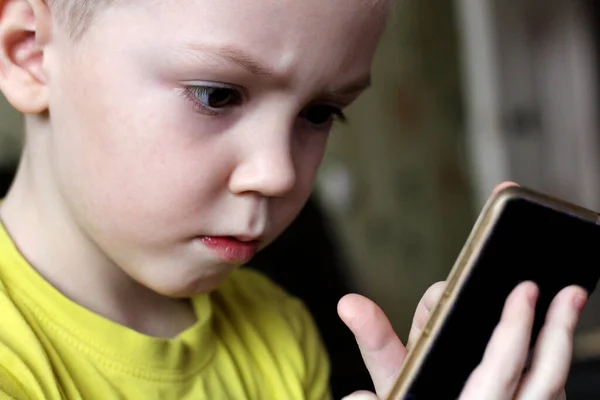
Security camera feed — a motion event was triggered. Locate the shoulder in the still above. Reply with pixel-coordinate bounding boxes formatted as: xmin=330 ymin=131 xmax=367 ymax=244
xmin=0 ymin=287 xmax=53 ymax=399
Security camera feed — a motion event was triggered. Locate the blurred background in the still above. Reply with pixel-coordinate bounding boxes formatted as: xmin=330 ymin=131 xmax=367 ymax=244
xmin=1 ymin=0 xmax=600 ymax=398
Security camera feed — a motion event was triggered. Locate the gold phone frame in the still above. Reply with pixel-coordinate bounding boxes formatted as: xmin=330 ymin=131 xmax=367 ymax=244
xmin=386 ymin=185 xmax=600 ymax=400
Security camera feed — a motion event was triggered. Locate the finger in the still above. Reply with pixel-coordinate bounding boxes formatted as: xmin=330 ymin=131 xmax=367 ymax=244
xmin=338 ymin=294 xmax=406 ymax=397
xmin=341 ymin=390 xmax=380 ymax=400
xmin=491 ymin=181 xmax=519 ymax=196
xmin=459 ymin=282 xmax=538 ymax=400
xmin=407 ymin=281 xmax=447 ymax=350
xmin=515 ymin=286 xmax=587 ymax=399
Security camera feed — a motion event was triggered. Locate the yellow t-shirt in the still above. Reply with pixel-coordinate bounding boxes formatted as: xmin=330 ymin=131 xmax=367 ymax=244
xmin=0 ymin=223 xmax=332 ymax=400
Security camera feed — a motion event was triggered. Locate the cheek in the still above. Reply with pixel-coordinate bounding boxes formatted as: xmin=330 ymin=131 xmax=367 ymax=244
xmin=47 ymin=59 xmax=228 ymax=241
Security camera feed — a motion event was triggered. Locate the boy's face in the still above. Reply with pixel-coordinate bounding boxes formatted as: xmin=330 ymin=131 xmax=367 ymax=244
xmin=38 ymin=0 xmax=386 ymax=296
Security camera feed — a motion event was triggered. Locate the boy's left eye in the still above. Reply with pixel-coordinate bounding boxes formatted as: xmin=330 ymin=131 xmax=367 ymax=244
xmin=185 ymin=85 xmax=243 ymax=114
xmin=300 ymin=105 xmax=347 ymax=128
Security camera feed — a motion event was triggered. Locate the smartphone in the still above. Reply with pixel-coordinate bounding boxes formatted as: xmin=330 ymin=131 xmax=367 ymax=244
xmin=386 ymin=186 xmax=600 ymax=400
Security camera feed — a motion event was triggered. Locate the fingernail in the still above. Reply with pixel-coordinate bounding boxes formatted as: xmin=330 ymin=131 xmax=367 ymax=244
xmin=526 ymin=283 xmax=539 ymax=307
xmin=573 ymin=293 xmax=588 ymax=312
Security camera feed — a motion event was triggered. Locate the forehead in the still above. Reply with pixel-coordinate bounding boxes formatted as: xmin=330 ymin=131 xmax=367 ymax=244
xmin=82 ymin=0 xmax=388 ymax=84
xmin=124 ymin=0 xmax=389 ymax=37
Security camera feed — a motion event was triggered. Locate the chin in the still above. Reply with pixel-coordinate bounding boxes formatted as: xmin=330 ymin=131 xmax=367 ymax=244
xmin=143 ymin=263 xmax=239 ymax=298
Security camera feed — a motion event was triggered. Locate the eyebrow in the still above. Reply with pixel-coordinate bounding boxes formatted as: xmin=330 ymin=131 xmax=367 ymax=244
xmin=179 ymin=43 xmax=276 ymax=78
xmin=327 ymin=76 xmax=372 ymax=98
xmin=177 ymin=42 xmax=371 ymax=98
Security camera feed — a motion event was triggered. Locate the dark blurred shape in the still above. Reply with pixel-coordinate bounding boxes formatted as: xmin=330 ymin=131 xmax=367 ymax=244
xmin=0 ymin=166 xmax=13 ymax=198
xmin=567 ymin=359 xmax=600 ymax=399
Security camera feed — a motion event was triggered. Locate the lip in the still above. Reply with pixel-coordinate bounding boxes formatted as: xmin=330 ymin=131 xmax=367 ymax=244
xmin=199 ymin=236 xmax=260 ymax=264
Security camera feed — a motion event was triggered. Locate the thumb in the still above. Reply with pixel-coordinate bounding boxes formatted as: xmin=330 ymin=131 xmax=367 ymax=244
xmin=342 ymin=390 xmax=380 ymax=400
xmin=338 ymin=294 xmax=407 ymax=397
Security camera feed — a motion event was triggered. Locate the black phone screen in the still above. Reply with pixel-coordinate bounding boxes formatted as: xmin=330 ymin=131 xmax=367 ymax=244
xmin=402 ymin=197 xmax=600 ymax=399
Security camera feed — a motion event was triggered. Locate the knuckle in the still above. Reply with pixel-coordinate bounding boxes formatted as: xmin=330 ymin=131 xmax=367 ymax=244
xmin=479 ymin=341 xmax=526 ymax=388
xmin=544 ymin=319 xmax=577 ymax=344
xmin=465 ymin=366 xmax=486 ymax=387
xmin=464 ymin=363 xmax=524 ymax=395
xmin=500 ymin=362 xmax=525 ymax=389
xmin=537 ymin=381 xmax=565 ymax=399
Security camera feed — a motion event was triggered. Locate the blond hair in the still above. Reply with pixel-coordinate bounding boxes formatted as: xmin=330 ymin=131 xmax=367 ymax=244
xmin=47 ymin=0 xmax=394 ymax=39
xmin=45 ymin=0 xmax=118 ymax=38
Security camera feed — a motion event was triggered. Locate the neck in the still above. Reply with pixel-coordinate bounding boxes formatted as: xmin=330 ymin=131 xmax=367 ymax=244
xmin=0 ymin=123 xmax=196 ymax=338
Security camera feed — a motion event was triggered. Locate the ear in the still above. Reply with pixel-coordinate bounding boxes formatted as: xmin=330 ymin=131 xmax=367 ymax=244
xmin=0 ymin=0 xmax=52 ymax=114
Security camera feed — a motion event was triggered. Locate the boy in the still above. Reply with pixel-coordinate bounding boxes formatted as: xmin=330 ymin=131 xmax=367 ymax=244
xmin=0 ymin=0 xmax=587 ymax=399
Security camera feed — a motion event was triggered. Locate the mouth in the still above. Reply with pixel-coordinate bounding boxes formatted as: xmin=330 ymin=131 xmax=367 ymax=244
xmin=198 ymin=236 xmax=260 ymax=264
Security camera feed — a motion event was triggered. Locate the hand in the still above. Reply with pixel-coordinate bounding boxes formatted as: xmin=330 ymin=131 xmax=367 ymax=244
xmin=337 ymin=279 xmax=446 ymax=398
xmin=339 ymin=282 xmax=586 ymax=400
xmin=337 ymin=182 xmax=588 ymax=400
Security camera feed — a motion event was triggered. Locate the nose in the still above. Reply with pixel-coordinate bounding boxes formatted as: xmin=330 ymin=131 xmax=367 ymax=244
xmin=228 ymin=139 xmax=297 ymax=198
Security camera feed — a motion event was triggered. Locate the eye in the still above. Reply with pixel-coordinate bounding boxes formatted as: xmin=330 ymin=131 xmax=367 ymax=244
xmin=184 ymin=84 xmax=243 ymax=114
xmin=300 ymin=104 xmax=347 ymax=128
